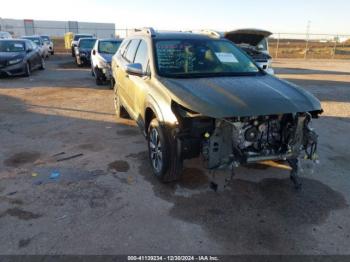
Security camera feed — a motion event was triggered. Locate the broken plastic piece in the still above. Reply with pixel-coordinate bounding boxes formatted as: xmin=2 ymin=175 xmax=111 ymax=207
xmin=50 ymin=172 xmax=60 ymax=179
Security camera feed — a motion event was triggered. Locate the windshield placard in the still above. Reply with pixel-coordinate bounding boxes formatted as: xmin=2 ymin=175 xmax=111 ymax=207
xmin=215 ymin=52 xmax=238 ymax=63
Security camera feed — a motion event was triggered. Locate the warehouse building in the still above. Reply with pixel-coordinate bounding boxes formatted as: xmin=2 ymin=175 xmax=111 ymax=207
xmin=0 ymin=18 xmax=115 ymax=38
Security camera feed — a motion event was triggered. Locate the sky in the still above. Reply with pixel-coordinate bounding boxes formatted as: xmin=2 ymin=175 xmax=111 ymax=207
xmin=1 ymin=0 xmax=349 ymax=35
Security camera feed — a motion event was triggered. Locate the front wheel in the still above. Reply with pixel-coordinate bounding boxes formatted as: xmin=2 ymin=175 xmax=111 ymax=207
xmin=24 ymin=62 xmax=31 ymax=77
xmin=39 ymin=57 xmax=45 ymax=70
xmin=147 ymin=118 xmax=183 ymax=182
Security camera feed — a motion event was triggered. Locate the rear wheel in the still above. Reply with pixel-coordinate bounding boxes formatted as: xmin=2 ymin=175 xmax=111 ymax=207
xmin=95 ymin=75 xmax=103 ymax=85
xmin=147 ymin=118 xmax=183 ymax=182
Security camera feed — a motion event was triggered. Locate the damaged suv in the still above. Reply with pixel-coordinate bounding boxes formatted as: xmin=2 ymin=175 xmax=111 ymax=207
xmin=111 ymin=28 xmax=322 ymax=188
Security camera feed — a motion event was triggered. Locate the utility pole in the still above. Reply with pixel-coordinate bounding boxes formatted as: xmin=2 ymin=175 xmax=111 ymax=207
xmin=304 ymin=20 xmax=311 ymax=59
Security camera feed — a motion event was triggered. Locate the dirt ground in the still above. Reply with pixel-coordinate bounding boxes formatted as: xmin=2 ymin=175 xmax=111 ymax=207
xmin=0 ymin=55 xmax=349 ymax=255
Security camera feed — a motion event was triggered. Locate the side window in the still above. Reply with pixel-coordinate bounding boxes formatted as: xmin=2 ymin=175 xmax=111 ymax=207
xmin=134 ymin=40 xmax=149 ymax=72
xmin=124 ymin=39 xmax=140 ymax=63
xmin=118 ymin=40 xmax=130 ymax=56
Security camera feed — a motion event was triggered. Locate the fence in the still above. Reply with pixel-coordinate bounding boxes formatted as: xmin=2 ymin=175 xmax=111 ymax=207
xmin=2 ymin=24 xmax=350 ymax=59
xmin=269 ymin=33 xmax=350 ymax=60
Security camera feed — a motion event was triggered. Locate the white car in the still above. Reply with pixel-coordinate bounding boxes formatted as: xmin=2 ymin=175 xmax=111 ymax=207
xmin=0 ymin=31 xmax=12 ymax=39
xmin=21 ymin=36 xmax=50 ymax=58
xmin=91 ymin=39 xmax=122 ymax=86
xmin=41 ymin=35 xmax=54 ymax=55
xmin=224 ymin=29 xmax=274 ymax=74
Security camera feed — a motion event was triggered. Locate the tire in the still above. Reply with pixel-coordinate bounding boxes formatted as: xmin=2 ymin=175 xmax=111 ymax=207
xmin=113 ymin=84 xmax=128 ymax=118
xmin=24 ymin=62 xmax=31 ymax=77
xmin=39 ymin=57 xmax=45 ymax=70
xmin=91 ymin=67 xmax=95 ymax=77
xmin=147 ymin=118 xmax=183 ymax=182
xmin=110 ymin=78 xmax=115 ymax=90
xmin=76 ymin=57 xmax=83 ymax=67
xmin=95 ymin=75 xmax=103 ymax=85
xmin=71 ymin=48 xmax=75 ymax=57
xmin=51 ymin=51 xmax=54 ymax=55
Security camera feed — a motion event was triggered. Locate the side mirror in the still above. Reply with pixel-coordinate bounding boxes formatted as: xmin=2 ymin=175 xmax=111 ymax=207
xmin=125 ymin=63 xmax=144 ymax=77
xmin=92 ymin=50 xmax=96 ymax=55
xmin=27 ymin=48 xmax=33 ymax=53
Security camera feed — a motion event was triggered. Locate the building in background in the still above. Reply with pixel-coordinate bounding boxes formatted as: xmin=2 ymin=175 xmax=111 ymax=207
xmin=0 ymin=18 xmax=115 ymax=38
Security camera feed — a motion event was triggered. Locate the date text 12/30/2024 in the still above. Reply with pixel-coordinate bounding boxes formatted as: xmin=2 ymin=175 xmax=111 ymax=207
xmin=127 ymin=256 xmax=220 ymax=261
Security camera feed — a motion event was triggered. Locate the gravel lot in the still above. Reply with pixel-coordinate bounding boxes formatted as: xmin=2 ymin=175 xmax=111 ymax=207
xmin=0 ymin=55 xmax=349 ymax=255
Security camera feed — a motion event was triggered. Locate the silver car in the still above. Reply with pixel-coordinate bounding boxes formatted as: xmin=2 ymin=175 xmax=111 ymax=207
xmin=91 ymin=39 xmax=122 ymax=86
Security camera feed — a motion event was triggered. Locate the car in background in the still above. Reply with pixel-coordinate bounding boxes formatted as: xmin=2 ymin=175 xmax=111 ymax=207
xmin=0 ymin=31 xmax=12 ymax=39
xmin=21 ymin=36 xmax=49 ymax=58
xmin=111 ymin=28 xmax=322 ymax=189
xmin=91 ymin=39 xmax=123 ymax=85
xmin=41 ymin=35 xmax=54 ymax=55
xmin=224 ymin=29 xmax=274 ymax=74
xmin=74 ymin=38 xmax=96 ymax=66
xmin=0 ymin=39 xmax=45 ymax=77
xmin=71 ymin=34 xmax=93 ymax=57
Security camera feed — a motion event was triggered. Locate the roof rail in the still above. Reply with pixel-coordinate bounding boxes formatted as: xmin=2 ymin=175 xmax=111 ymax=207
xmin=195 ymin=29 xmax=223 ymax=39
xmin=132 ymin=27 xmax=156 ymax=37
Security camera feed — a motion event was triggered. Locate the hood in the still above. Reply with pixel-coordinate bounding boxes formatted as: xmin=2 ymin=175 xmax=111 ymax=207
xmin=0 ymin=52 xmax=25 ymax=62
xmin=99 ymin=53 xmax=113 ymax=63
xmin=79 ymin=48 xmax=93 ymax=53
xmin=159 ymin=75 xmax=322 ymax=118
xmin=225 ymin=29 xmax=272 ymax=46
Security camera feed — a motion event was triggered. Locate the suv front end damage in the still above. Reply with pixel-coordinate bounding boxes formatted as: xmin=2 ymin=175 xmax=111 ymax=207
xmin=172 ymin=102 xmax=320 ymax=188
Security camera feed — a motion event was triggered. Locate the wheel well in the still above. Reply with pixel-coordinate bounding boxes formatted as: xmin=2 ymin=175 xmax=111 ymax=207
xmin=145 ymin=107 xmax=156 ymax=133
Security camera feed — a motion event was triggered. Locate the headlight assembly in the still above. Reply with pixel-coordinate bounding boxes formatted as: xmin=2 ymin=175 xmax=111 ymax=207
xmin=8 ymin=58 xmax=23 ymax=65
xmin=98 ymin=59 xmax=109 ymax=68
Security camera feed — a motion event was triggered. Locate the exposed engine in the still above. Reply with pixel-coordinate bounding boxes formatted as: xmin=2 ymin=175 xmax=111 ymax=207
xmin=202 ymin=113 xmax=318 ymax=169
xmin=239 ymin=45 xmax=272 ymax=62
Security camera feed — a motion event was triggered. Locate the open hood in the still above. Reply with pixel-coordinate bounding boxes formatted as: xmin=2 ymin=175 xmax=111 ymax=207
xmin=224 ymin=29 xmax=272 ymax=46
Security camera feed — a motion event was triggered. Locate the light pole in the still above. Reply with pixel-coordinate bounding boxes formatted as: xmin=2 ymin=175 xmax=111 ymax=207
xmin=304 ymin=20 xmax=311 ymax=59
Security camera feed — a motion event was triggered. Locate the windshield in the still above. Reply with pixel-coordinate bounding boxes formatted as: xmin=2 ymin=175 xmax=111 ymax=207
xmin=74 ymin=35 xmax=93 ymax=41
xmin=0 ymin=41 xmax=25 ymax=52
xmin=41 ymin=36 xmax=50 ymax=43
xmin=23 ymin=38 xmax=41 ymax=45
xmin=79 ymin=39 xmax=96 ymax=49
xmin=98 ymin=41 xmax=121 ymax=54
xmin=155 ymin=39 xmax=260 ymax=78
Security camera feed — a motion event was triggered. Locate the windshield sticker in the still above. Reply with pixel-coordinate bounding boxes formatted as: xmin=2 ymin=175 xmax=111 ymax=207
xmin=14 ymin=44 xmax=23 ymax=48
xmin=215 ymin=52 xmax=238 ymax=63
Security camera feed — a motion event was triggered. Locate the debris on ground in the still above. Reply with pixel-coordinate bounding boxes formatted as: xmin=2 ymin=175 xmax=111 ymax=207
xmin=56 ymin=153 xmax=84 ymax=162
xmin=50 ymin=172 xmax=60 ymax=179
